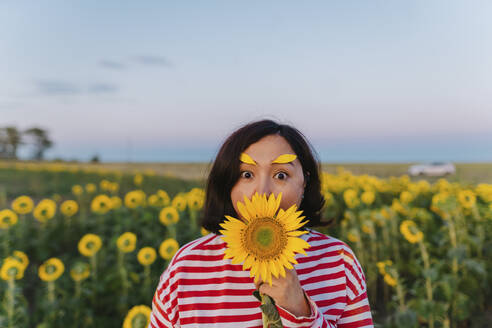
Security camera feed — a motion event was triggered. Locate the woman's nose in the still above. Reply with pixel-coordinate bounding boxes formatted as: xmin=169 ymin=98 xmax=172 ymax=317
xmin=254 ymin=176 xmax=272 ymax=196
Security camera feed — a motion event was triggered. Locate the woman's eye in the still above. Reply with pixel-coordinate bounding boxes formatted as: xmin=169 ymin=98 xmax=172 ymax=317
xmin=240 ymin=171 xmax=253 ymax=179
xmin=275 ymin=172 xmax=288 ymax=180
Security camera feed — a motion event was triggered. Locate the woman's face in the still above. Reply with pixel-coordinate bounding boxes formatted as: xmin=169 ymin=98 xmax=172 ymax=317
xmin=230 ymin=134 xmax=306 ymax=219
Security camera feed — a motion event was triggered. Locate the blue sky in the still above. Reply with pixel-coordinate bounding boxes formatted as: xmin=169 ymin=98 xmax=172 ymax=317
xmin=1 ymin=1 xmax=491 ymax=162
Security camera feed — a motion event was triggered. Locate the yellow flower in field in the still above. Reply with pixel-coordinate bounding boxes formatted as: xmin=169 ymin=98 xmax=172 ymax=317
xmin=0 ymin=209 xmax=18 ymax=229
xmin=134 ymin=173 xmax=143 ymax=186
xmin=38 ymin=258 xmax=65 ymax=282
xmin=33 ymin=199 xmax=56 ymax=223
xmin=11 ymin=250 xmax=29 ymax=270
xmin=361 ymin=221 xmax=374 ymax=235
xmin=323 ymin=191 xmax=334 ymax=207
xmin=399 ymin=191 xmax=414 ymax=205
xmin=137 ymin=247 xmax=157 ymax=266
xmin=159 ymin=206 xmax=179 ymax=226
xmin=157 ymin=189 xmax=170 ymax=206
xmin=91 ymin=194 xmax=112 ymax=214
xmin=110 ymin=182 xmax=120 ymax=193
xmin=187 ymin=192 xmax=204 ymax=211
xmin=117 ymin=232 xmax=137 ymax=253
xmin=380 ymin=208 xmax=391 ymax=220
xmin=201 ymin=227 xmax=210 ymax=236
xmin=11 ymin=195 xmax=34 ymax=214
xmin=343 ymin=189 xmax=360 ymax=209
xmin=159 ymin=238 xmax=179 ymax=260
xmin=72 ymin=184 xmax=83 ymax=196
xmin=384 ymin=273 xmax=397 ymax=287
xmin=347 ymin=230 xmax=360 ymax=243
xmin=124 ymin=190 xmax=146 ymax=209
xmin=147 ymin=194 xmax=160 ymax=207
xmin=391 ymin=199 xmax=408 ymax=216
xmin=52 ymin=194 xmax=62 ymax=202
xmin=361 ymin=191 xmax=375 ymax=205
xmin=476 ymin=183 xmax=492 ymax=203
xmin=220 ymin=192 xmax=310 ymax=286
xmin=110 ymin=196 xmax=122 ymax=210
xmin=171 ymin=194 xmax=187 ymax=211
xmin=70 ymin=262 xmax=90 ymax=282
xmin=122 ymin=305 xmax=151 ymax=328
xmin=400 ymin=220 xmax=423 ymax=244
xmin=78 ymin=234 xmax=102 ymax=257
xmin=85 ymin=183 xmax=97 ymax=194
xmin=376 ymin=260 xmax=393 ymax=275
xmin=376 ymin=262 xmax=386 ymax=275
xmin=100 ymin=179 xmax=109 ymax=190
xmin=60 ymin=200 xmax=78 ymax=217
xmin=0 ymin=257 xmax=25 ymax=280
xmin=457 ymin=190 xmax=476 ymax=209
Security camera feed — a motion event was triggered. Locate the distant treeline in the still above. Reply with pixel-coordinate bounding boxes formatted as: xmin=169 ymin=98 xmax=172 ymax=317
xmin=0 ymin=126 xmax=53 ymax=160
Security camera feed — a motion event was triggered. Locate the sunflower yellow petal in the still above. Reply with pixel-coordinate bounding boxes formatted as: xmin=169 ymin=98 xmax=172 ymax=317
xmin=237 ymin=201 xmax=251 ymax=222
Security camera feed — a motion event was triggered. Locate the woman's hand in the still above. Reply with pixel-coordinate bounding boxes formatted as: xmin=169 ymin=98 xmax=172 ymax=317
xmin=255 ymin=268 xmax=311 ymax=317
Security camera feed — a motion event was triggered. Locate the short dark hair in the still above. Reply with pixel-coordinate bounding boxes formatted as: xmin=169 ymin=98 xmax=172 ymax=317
xmin=200 ymin=119 xmax=329 ymax=234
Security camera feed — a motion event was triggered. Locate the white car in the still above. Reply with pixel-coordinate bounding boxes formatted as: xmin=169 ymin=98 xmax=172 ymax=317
xmin=408 ymin=162 xmax=456 ymax=177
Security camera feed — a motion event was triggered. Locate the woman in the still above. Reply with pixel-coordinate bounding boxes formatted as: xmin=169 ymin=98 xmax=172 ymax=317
xmin=149 ymin=119 xmax=374 ymax=327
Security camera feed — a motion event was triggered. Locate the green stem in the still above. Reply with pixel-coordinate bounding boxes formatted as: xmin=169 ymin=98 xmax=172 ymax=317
xmin=419 ymin=240 xmax=434 ymax=328
xmin=7 ymin=279 xmax=15 ymax=328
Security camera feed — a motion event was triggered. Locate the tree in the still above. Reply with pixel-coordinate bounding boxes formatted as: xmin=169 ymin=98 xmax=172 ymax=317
xmin=24 ymin=127 xmax=53 ymax=160
xmin=0 ymin=126 xmax=23 ymax=159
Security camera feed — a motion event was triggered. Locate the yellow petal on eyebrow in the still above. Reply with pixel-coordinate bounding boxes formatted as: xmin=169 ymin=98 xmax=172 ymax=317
xmin=240 ymin=153 xmax=257 ymax=165
xmin=271 ymin=154 xmax=297 ymax=164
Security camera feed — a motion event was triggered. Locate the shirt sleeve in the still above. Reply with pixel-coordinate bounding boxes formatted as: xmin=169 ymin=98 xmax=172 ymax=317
xmin=336 ymin=245 xmax=374 ymax=328
xmin=275 ymin=244 xmax=374 ymax=328
xmin=148 ymin=265 xmax=179 ymax=328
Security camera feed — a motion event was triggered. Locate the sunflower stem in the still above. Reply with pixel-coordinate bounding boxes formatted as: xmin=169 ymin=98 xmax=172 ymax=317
xmin=7 ymin=278 xmax=15 ymax=328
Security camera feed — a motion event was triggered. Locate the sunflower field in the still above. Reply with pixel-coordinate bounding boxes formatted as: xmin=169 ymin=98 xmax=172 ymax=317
xmin=0 ymin=161 xmax=491 ymax=328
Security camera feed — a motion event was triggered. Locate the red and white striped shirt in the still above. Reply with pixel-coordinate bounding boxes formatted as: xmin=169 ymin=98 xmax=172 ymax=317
xmin=149 ymin=229 xmax=374 ymax=328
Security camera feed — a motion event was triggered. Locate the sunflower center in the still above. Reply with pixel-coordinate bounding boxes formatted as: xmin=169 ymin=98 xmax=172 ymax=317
xmin=243 ymin=217 xmax=287 ymax=260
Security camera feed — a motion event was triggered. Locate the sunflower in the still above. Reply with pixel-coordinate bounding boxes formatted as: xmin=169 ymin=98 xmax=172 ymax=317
xmin=117 ymin=232 xmax=137 ymax=253
xmin=70 ymin=262 xmax=90 ymax=282
xmin=11 ymin=195 xmax=34 ymax=214
xmin=457 ymin=190 xmax=476 ymax=209
xmin=72 ymin=184 xmax=84 ymax=196
xmin=137 ymin=247 xmax=157 ymax=266
xmin=171 ymin=194 xmax=187 ymax=211
xmin=0 ymin=209 xmax=18 ymax=229
xmin=347 ymin=229 xmax=360 ymax=243
xmin=159 ymin=238 xmax=179 ymax=260
xmin=384 ymin=273 xmax=397 ymax=287
xmin=110 ymin=196 xmax=122 ymax=210
xmin=147 ymin=194 xmax=160 ymax=207
xmin=343 ymin=189 xmax=360 ymax=209
xmin=400 ymin=220 xmax=423 ymax=244
xmin=60 ymin=200 xmax=79 ymax=217
xmin=0 ymin=257 xmax=25 ymax=280
xmin=33 ymin=199 xmax=57 ymax=223
xmin=85 ymin=183 xmax=97 ymax=194
xmin=400 ymin=191 xmax=414 ymax=205
xmin=159 ymin=207 xmax=179 ymax=226
xmin=134 ymin=173 xmax=143 ymax=186
xmin=361 ymin=191 xmax=375 ymax=205
xmin=38 ymin=258 xmax=65 ymax=282
xmin=187 ymin=191 xmax=204 ymax=211
xmin=201 ymin=227 xmax=210 ymax=236
xmin=78 ymin=234 xmax=102 ymax=257
xmin=122 ymin=305 xmax=151 ymax=328
xmin=219 ymin=192 xmax=310 ymax=286
xmin=11 ymin=250 xmax=29 ymax=270
xmin=124 ymin=190 xmax=146 ymax=209
xmin=91 ymin=194 xmax=112 ymax=214
xmin=157 ymin=189 xmax=170 ymax=206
